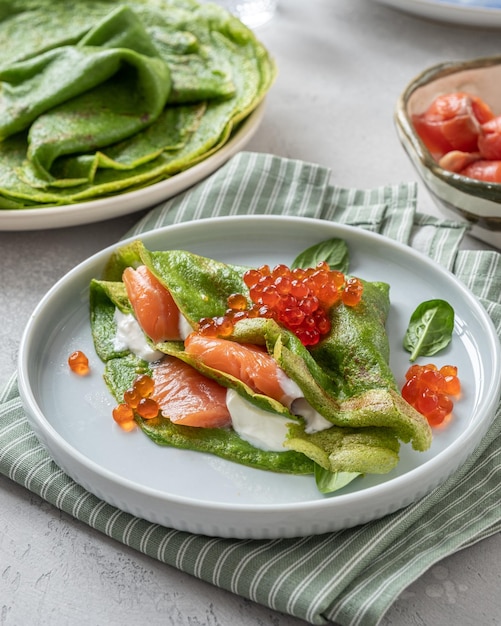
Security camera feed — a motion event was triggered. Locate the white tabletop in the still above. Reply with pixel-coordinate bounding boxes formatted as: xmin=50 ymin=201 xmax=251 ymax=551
xmin=1 ymin=1 xmax=500 ymax=624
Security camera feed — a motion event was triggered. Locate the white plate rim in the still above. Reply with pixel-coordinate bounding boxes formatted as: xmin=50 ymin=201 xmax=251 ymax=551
xmin=375 ymin=0 xmax=501 ymax=26
xmin=0 ymin=103 xmax=265 ymax=232
xmin=17 ymin=215 xmax=501 ymax=538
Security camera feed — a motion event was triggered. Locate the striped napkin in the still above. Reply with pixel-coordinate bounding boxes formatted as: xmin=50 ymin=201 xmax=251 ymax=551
xmin=1 ymin=152 xmax=500 ymax=626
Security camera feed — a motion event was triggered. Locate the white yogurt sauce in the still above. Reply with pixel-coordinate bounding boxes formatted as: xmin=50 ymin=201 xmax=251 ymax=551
xmin=113 ymin=309 xmax=164 ymax=362
xmin=226 ymin=388 xmax=333 ymax=452
xmin=291 ymin=398 xmax=332 ymax=433
xmin=277 ymin=370 xmax=333 ymax=434
xmin=113 ymin=308 xmax=193 ymax=361
xmin=226 ymin=389 xmax=295 ymax=451
xmin=277 ymin=369 xmax=303 ymax=405
xmin=178 ymin=314 xmax=194 ymax=340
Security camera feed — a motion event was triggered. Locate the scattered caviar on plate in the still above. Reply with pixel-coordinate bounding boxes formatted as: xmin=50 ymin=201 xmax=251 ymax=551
xmin=112 ymin=403 xmax=135 ymax=431
xmin=402 ymin=363 xmax=461 ymax=427
xmin=68 ymin=350 xmax=90 ymax=376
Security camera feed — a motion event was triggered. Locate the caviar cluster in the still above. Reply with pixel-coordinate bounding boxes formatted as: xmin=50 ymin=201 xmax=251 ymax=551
xmin=68 ymin=350 xmax=90 ymax=376
xmin=198 ymin=261 xmax=364 ymax=347
xmin=401 ymin=363 xmax=461 ymax=427
xmin=112 ymin=373 xmax=159 ymax=431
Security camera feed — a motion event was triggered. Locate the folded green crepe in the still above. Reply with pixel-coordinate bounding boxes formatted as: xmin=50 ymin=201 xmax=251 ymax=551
xmin=89 ymin=241 xmax=432 ymax=483
xmin=0 ymin=0 xmax=275 ymax=208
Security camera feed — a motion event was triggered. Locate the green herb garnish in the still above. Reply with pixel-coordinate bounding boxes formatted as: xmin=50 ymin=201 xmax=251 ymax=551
xmin=314 ymin=465 xmax=361 ymax=494
xmin=403 ymin=299 xmax=455 ymax=362
xmin=292 ymin=238 xmax=350 ymax=273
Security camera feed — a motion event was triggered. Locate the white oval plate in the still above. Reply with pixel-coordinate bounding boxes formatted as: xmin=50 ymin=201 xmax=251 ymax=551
xmin=375 ymin=0 xmax=501 ymax=27
xmin=18 ymin=216 xmax=501 ymax=538
xmin=0 ymin=104 xmax=264 ymax=232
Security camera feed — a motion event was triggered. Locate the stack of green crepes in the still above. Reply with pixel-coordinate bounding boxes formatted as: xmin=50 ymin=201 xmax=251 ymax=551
xmin=0 ymin=0 xmax=275 ymax=209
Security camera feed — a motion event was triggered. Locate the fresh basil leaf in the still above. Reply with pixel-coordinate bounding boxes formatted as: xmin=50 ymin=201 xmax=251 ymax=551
xmin=314 ymin=464 xmax=361 ymax=494
xmin=291 ymin=238 xmax=350 ymax=273
xmin=403 ymin=299 xmax=455 ymax=362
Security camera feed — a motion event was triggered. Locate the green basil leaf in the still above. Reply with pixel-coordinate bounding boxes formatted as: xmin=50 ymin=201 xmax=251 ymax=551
xmin=403 ymin=299 xmax=455 ymax=362
xmin=291 ymin=238 xmax=350 ymax=273
xmin=314 ymin=464 xmax=360 ymax=494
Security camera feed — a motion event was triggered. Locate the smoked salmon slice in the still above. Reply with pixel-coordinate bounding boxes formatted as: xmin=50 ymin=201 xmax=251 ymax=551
xmin=437 ymin=149 xmax=481 ymax=173
xmin=184 ymin=333 xmax=298 ymax=407
xmin=478 ymin=116 xmax=501 ymax=160
xmin=459 ymin=159 xmax=501 ymax=183
xmin=122 ymin=265 xmax=182 ymax=343
xmin=412 ymin=92 xmax=494 ymax=158
xmin=151 ymin=356 xmax=231 ymax=428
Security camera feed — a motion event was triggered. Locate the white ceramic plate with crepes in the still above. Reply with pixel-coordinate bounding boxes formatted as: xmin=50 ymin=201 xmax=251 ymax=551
xmin=0 ymin=104 xmax=264 ymax=232
xmin=18 ymin=216 xmax=501 ymax=538
xmin=375 ymin=0 xmax=501 ymax=27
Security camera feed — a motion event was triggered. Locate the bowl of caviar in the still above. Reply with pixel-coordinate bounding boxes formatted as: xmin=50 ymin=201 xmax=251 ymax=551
xmin=395 ymin=55 xmax=501 ymax=249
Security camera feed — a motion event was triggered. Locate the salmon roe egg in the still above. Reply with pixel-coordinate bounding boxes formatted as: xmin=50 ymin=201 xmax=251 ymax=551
xmin=402 ymin=363 xmax=461 ymax=427
xmin=123 ymin=386 xmax=141 ymax=409
xmin=136 ymin=397 xmax=160 ymax=420
xmin=112 ymin=403 xmax=135 ymax=431
xmin=68 ymin=350 xmax=90 ymax=376
xmin=243 ymin=269 xmax=261 ymax=288
xmin=227 ymin=293 xmax=248 ymax=311
xmin=133 ymin=373 xmax=155 ymax=397
xmin=216 ymin=317 xmax=234 ymax=338
xmin=341 ymin=278 xmax=363 ymax=307
xmin=196 ymin=262 xmax=364 ymax=347
xmin=444 ymin=375 xmax=461 ymax=396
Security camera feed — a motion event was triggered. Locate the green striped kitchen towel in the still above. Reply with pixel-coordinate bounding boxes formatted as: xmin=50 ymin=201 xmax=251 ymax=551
xmin=1 ymin=152 xmax=500 ymax=626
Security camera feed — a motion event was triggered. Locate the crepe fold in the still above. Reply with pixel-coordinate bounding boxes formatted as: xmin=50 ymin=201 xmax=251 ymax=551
xmin=0 ymin=0 xmax=275 ymax=208
xmin=89 ymin=241 xmax=432 ymax=480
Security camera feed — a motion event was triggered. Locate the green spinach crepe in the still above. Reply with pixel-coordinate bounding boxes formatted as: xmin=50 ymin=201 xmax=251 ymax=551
xmin=0 ymin=0 xmax=275 ymax=208
xmin=89 ymin=240 xmax=432 ymax=491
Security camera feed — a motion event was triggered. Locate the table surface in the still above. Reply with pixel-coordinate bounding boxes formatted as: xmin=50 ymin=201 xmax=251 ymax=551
xmin=1 ymin=1 xmax=500 ymax=625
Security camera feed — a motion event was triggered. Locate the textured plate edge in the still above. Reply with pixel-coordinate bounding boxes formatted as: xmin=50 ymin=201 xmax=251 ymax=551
xmin=16 ymin=216 xmax=501 ymax=538
xmin=375 ymin=0 xmax=501 ymax=27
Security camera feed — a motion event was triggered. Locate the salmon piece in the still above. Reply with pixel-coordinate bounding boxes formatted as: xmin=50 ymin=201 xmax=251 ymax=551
xmin=184 ymin=333 xmax=298 ymax=406
xmin=478 ymin=116 xmax=501 ymax=160
xmin=123 ymin=265 xmax=182 ymax=343
xmin=412 ymin=92 xmax=494 ymax=159
xmin=412 ymin=114 xmax=458 ymax=158
xmin=460 ymin=159 xmax=501 ymax=183
xmin=151 ymin=356 xmax=231 ymax=428
xmin=438 ymin=150 xmax=481 ymax=173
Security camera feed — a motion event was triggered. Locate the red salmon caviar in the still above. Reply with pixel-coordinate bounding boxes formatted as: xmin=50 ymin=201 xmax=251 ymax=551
xmin=402 ymin=363 xmax=461 ymax=427
xmin=198 ymin=262 xmax=363 ymax=347
xmin=227 ymin=293 xmax=248 ymax=311
xmin=112 ymin=403 xmax=135 ymax=427
xmin=123 ymin=387 xmax=141 ymax=409
xmin=342 ymin=277 xmax=364 ymax=306
xmin=133 ymin=373 xmax=155 ymax=397
xmin=112 ymin=373 xmax=159 ymax=430
xmin=444 ymin=374 xmax=461 ymax=396
xmin=68 ymin=350 xmax=90 ymax=376
xmin=136 ymin=397 xmax=159 ymax=420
